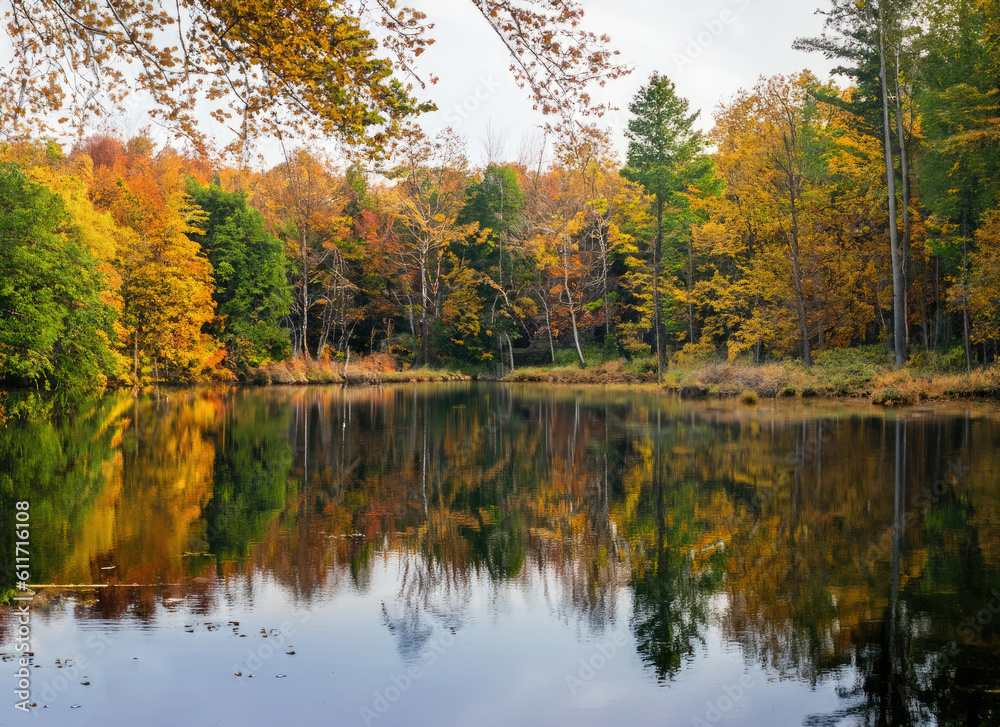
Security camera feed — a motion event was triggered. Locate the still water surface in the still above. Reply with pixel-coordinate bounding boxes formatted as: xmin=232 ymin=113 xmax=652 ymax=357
xmin=1 ymin=384 xmax=999 ymax=726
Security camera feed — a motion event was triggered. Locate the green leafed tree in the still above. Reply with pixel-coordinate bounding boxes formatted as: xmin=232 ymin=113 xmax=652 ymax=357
xmin=187 ymin=181 xmax=293 ymax=369
xmin=0 ymin=164 xmax=118 ymax=398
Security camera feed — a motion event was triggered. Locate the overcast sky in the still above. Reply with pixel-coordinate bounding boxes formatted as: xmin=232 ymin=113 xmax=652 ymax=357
xmin=406 ymin=0 xmax=839 ymax=164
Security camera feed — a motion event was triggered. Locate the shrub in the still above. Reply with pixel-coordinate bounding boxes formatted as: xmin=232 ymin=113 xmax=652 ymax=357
xmin=872 ymin=388 xmax=915 ymax=406
xmin=624 ymin=354 xmax=658 ymax=376
xmin=781 ymin=386 xmax=797 ymax=397
xmin=909 ymin=346 xmax=969 ymax=374
xmin=740 ymin=390 xmax=759 ymax=405
xmin=248 ymin=368 xmax=270 ymax=386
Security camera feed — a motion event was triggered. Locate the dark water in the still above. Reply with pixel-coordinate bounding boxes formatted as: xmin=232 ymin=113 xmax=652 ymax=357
xmin=1 ymin=384 xmax=999 ymax=726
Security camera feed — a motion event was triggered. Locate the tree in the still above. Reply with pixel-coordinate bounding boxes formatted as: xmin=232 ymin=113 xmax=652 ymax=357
xmin=0 ymin=0 xmax=628 ymax=151
xmin=383 ymin=129 xmax=483 ymax=367
xmin=0 ymin=163 xmax=118 ymax=394
xmin=623 ymin=73 xmax=714 ymax=379
xmin=758 ymin=75 xmax=816 ymax=367
xmin=457 ymin=164 xmax=529 ymax=370
xmin=967 ymin=210 xmax=1000 ymax=345
xmin=916 ymin=0 xmax=1000 ymax=368
xmin=84 ymin=136 xmax=221 ymax=382
xmin=525 ymin=126 xmax=628 ymax=368
xmin=795 ymin=0 xmax=914 ymax=365
xmin=255 ymin=149 xmax=348 ymax=359
xmin=187 ymin=181 xmax=293 ymax=368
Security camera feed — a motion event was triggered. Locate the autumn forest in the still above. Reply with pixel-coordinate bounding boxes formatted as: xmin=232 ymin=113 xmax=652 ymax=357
xmin=1 ymin=0 xmax=999 ymax=401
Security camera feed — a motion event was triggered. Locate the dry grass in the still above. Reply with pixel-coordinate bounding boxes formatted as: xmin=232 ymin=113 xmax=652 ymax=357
xmin=251 ymin=354 xmax=475 ymax=386
xmin=249 ymin=350 xmax=1000 ymax=404
xmin=348 ymin=353 xmax=399 ymax=373
xmin=664 ymin=357 xmax=1000 ymax=405
xmin=374 ymin=368 xmax=471 ymax=383
xmin=506 ymin=360 xmax=642 ymax=384
xmin=665 ymin=362 xmax=800 ymax=399
xmin=868 ymin=367 xmax=1000 ymax=404
xmin=250 ymin=358 xmax=344 ymax=385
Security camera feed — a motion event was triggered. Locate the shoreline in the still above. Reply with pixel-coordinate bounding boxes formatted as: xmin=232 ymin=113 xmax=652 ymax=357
xmin=499 ymin=359 xmax=1000 ymax=406
xmin=242 ymin=356 xmax=1000 ymax=407
xmin=4 ymin=358 xmax=998 ymax=410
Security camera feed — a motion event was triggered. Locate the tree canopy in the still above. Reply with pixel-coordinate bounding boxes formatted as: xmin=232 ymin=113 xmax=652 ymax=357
xmin=0 ymin=0 xmax=629 ymax=152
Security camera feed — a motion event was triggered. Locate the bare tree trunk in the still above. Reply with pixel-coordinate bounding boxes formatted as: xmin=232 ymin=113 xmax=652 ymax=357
xmin=687 ymin=238 xmax=695 ymax=344
xmin=299 ymin=235 xmax=312 ymax=360
xmin=933 ymin=256 xmax=941 ymax=350
xmin=962 ymin=218 xmax=973 ymax=375
xmin=653 ymin=199 xmax=664 ymax=382
xmin=133 ymin=331 xmax=140 ymax=383
xmin=894 ymin=49 xmax=912 ymax=347
xmin=418 ymin=254 xmax=429 ymax=368
xmin=878 ymin=5 xmax=907 ymax=367
xmin=788 ymin=183 xmax=812 ymax=367
xmin=563 ymin=237 xmax=586 ymax=369
xmin=544 ymin=299 xmax=555 ymax=364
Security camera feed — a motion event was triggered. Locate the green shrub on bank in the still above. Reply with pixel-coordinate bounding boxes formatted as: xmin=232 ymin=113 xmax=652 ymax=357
xmin=625 ymin=354 xmax=658 ymax=376
xmin=909 ymin=346 xmax=970 ymax=374
xmin=811 ymin=345 xmax=890 ymax=395
xmin=872 ymin=388 xmax=916 ymax=406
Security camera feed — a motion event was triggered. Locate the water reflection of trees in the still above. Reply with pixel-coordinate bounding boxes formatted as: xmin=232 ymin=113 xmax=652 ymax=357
xmin=2 ymin=387 xmax=1000 ymax=724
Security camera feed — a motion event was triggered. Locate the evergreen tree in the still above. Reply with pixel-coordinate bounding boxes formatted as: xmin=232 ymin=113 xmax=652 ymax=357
xmin=622 ymin=73 xmax=715 ymax=379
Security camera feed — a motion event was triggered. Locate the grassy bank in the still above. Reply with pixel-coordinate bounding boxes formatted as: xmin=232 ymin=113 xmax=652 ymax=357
xmin=248 ymin=354 xmax=473 ymax=386
xmin=504 ymin=347 xmax=1000 ymax=405
xmin=243 ymin=346 xmax=1000 ymax=406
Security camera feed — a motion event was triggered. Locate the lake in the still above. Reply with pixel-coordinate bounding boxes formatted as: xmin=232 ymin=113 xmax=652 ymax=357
xmin=1 ymin=383 xmax=999 ymax=726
